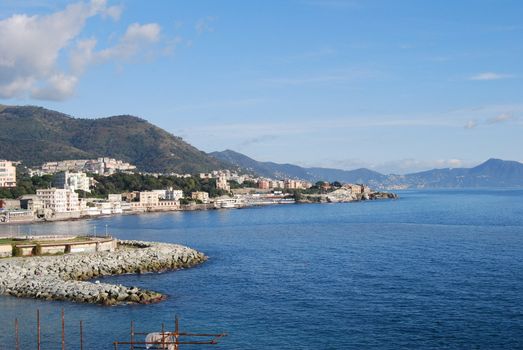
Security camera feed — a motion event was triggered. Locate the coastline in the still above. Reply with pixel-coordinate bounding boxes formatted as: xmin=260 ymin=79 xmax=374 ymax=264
xmin=0 ymin=193 xmax=398 ymax=227
xmin=0 ymin=240 xmax=206 ymax=305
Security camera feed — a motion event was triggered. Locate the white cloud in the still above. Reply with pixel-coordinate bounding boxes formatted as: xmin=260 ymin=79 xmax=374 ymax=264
xmin=97 ymin=23 xmax=161 ymax=60
xmin=469 ymin=72 xmax=514 ymax=81
xmin=488 ymin=112 xmax=514 ymax=124
xmin=195 ymin=16 xmax=215 ymax=34
xmin=31 ymin=73 xmax=78 ymax=100
xmin=69 ymin=22 xmax=162 ymax=76
xmin=464 ymin=120 xmax=477 ymax=129
xmin=465 ymin=112 xmax=517 ymax=130
xmin=0 ymin=0 xmax=160 ymax=101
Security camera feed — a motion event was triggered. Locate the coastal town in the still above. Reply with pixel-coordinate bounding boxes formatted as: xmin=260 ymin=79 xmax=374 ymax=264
xmin=0 ymin=157 xmax=396 ymax=224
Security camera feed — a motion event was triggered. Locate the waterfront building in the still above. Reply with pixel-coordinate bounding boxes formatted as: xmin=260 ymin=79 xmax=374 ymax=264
xmin=343 ymin=184 xmax=370 ymax=195
xmin=165 ymin=188 xmax=184 ymax=201
xmin=130 ymin=191 xmax=178 ymax=211
xmin=0 ymin=160 xmax=17 ymax=187
xmin=20 ymin=195 xmax=43 ymax=212
xmin=53 ymin=171 xmax=91 ymax=192
xmin=191 ymin=191 xmax=210 ymax=204
xmin=36 ymin=188 xmax=80 ymax=213
xmin=108 ymin=194 xmax=123 ymax=202
xmin=0 ymin=199 xmax=20 ymax=210
xmin=152 ymin=189 xmax=168 ymax=199
xmin=122 ymin=192 xmax=139 ymax=202
xmin=151 ymin=188 xmax=185 ymax=200
xmin=137 ymin=191 xmax=160 ymax=206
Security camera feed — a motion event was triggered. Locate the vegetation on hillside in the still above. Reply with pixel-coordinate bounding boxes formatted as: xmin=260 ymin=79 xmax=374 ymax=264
xmin=0 ymin=167 xmax=53 ymax=199
xmin=90 ymin=173 xmax=228 ymax=198
xmin=0 ymin=168 xmax=228 ymax=200
xmin=0 ymin=105 xmax=233 ymax=173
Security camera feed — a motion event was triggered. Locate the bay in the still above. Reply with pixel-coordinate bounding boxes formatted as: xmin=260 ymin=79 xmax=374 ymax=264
xmin=1 ymin=189 xmax=522 ymax=349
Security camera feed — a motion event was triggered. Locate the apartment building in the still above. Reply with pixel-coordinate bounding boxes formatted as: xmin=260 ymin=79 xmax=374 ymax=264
xmin=0 ymin=160 xmax=16 ymax=187
xmin=36 ymin=188 xmax=80 ymax=213
xmin=191 ymin=191 xmax=210 ymax=204
xmin=216 ymin=175 xmax=230 ymax=191
xmin=53 ymin=171 xmax=91 ymax=192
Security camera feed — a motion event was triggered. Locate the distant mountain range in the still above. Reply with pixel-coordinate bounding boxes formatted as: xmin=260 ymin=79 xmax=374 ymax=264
xmin=0 ymin=105 xmax=230 ymax=173
xmin=2 ymin=105 xmax=522 ymax=188
xmin=210 ymin=150 xmax=523 ymax=189
xmin=209 ymin=149 xmax=388 ymax=184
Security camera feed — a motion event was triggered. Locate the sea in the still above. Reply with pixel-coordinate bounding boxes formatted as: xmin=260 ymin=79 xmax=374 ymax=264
xmin=0 ymin=189 xmax=522 ymax=349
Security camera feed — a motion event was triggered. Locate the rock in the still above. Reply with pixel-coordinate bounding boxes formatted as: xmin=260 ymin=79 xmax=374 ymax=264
xmin=0 ymin=240 xmax=206 ymax=306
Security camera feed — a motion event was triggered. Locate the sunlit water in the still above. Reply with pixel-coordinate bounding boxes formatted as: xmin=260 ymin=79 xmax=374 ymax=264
xmin=1 ymin=189 xmax=522 ymax=349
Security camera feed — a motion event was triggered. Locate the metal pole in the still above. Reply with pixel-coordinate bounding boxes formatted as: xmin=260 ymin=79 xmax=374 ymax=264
xmin=175 ymin=316 xmax=179 ymax=350
xmin=105 ymin=224 xmax=108 ymax=237
xmin=161 ymin=323 xmax=165 ymax=348
xmin=130 ymin=321 xmax=134 ymax=350
xmin=15 ymin=318 xmax=19 ymax=350
xmin=80 ymin=320 xmax=83 ymax=350
xmin=61 ymin=309 xmax=65 ymax=350
xmin=37 ymin=309 xmax=41 ymax=350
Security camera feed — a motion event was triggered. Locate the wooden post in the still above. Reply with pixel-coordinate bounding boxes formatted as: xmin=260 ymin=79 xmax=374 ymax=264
xmin=61 ymin=309 xmax=65 ymax=350
xmin=15 ymin=318 xmax=19 ymax=350
xmin=37 ymin=309 xmax=41 ymax=350
xmin=130 ymin=321 xmax=134 ymax=350
xmin=80 ymin=320 xmax=83 ymax=350
xmin=175 ymin=316 xmax=179 ymax=350
xmin=161 ymin=322 xmax=165 ymax=348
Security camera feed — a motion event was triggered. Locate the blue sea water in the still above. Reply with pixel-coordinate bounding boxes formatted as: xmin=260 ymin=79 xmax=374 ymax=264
xmin=1 ymin=189 xmax=522 ymax=349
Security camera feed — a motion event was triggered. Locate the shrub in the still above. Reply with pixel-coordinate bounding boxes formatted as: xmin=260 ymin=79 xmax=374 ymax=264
xmin=32 ymin=244 xmax=42 ymax=256
xmin=12 ymin=245 xmax=22 ymax=257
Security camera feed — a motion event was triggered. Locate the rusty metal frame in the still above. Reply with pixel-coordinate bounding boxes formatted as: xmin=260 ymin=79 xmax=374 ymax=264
xmin=113 ymin=316 xmax=227 ymax=349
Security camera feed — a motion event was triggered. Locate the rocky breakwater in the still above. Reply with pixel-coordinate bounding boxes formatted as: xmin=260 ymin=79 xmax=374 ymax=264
xmin=0 ymin=240 xmax=206 ymax=306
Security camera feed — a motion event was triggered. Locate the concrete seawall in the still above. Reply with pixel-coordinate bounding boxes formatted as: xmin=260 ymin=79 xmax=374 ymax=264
xmin=0 ymin=240 xmax=206 ymax=305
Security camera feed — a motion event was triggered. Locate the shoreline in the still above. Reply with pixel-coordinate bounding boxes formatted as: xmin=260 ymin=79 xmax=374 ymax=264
xmin=0 ymin=240 xmax=206 ymax=305
xmin=1 ymin=194 xmax=399 ymax=227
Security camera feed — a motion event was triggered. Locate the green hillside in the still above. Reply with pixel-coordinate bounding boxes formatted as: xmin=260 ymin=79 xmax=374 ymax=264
xmin=0 ymin=105 xmax=230 ymax=173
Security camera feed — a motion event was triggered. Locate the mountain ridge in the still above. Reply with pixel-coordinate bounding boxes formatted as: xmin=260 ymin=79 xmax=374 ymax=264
xmin=210 ymin=150 xmax=523 ymax=188
xmin=0 ymin=105 xmax=231 ymax=173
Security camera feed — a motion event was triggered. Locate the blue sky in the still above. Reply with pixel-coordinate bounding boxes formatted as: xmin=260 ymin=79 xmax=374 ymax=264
xmin=0 ymin=0 xmax=522 ymax=174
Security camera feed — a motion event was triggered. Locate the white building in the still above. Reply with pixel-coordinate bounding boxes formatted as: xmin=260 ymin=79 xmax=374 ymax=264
xmin=216 ymin=175 xmax=230 ymax=191
xmin=130 ymin=191 xmax=178 ymax=211
xmin=54 ymin=171 xmax=91 ymax=192
xmin=191 ymin=191 xmax=210 ymax=204
xmin=152 ymin=189 xmax=168 ymax=199
xmin=0 ymin=160 xmax=17 ymax=187
xmin=40 ymin=158 xmax=135 ymax=176
xmin=36 ymin=188 xmax=80 ymax=213
xmin=107 ymin=194 xmax=123 ymax=202
xmin=165 ymin=188 xmax=184 ymax=201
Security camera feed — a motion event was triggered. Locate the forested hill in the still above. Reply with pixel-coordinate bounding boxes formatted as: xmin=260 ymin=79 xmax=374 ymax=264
xmin=0 ymin=105 xmax=231 ymax=173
